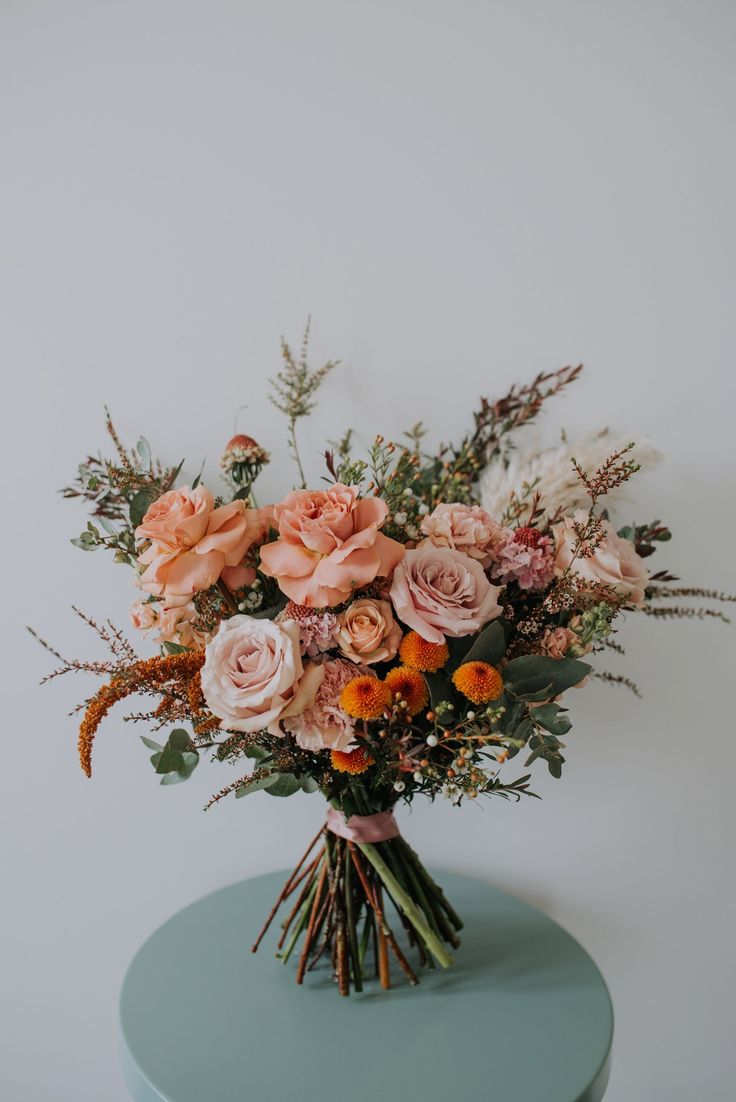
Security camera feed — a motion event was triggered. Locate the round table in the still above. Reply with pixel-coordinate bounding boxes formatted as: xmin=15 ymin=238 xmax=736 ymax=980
xmin=119 ymin=871 xmax=613 ymax=1102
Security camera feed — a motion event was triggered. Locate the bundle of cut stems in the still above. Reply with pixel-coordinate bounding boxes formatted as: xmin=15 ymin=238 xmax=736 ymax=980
xmin=252 ymin=825 xmax=462 ymax=996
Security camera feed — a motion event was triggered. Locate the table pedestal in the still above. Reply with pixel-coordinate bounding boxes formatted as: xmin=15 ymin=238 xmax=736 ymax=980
xmin=120 ymin=870 xmax=612 ymax=1102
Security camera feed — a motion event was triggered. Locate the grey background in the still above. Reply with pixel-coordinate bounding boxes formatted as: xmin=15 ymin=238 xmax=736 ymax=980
xmin=1 ymin=2 xmax=735 ymax=1099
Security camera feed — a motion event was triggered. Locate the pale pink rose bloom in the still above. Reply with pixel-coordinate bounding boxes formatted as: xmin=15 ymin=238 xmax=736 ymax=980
xmin=493 ymin=528 xmax=555 ymax=591
xmin=419 ymin=503 xmax=507 ymax=567
xmin=336 ymin=598 xmax=402 ymax=664
xmin=389 ymin=546 xmax=503 ymax=644
xmin=282 ymin=657 xmax=373 ymax=752
xmin=259 ymin=484 xmax=405 ymax=608
xmin=552 ymin=511 xmax=649 ymax=607
xmin=220 ymin=563 xmax=257 ymax=590
xmin=129 ymin=599 xmax=158 ymax=633
xmin=200 ymin=615 xmax=324 ymax=735
xmin=136 ymin=486 xmax=270 ymax=603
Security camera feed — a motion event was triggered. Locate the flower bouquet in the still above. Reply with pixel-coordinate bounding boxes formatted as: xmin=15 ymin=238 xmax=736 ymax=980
xmin=36 ymin=327 xmax=732 ymax=996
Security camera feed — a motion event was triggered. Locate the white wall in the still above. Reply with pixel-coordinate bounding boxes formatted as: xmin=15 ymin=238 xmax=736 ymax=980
xmin=2 ymin=2 xmax=735 ymax=1098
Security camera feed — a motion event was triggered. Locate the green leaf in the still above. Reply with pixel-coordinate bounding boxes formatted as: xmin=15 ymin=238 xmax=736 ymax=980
xmin=154 ymin=745 xmax=186 ymax=774
xmin=263 ymin=773 xmax=302 ymax=798
xmin=162 ymin=641 xmax=190 ymax=655
xmin=503 ymin=655 xmax=591 ymax=700
xmin=167 ymin=729 xmax=191 ymax=751
xmin=423 ymin=671 xmax=455 ymax=714
xmin=98 ymin=517 xmax=118 ymax=537
xmin=136 ymin=437 xmax=152 ymax=468
xmin=140 ymin=735 xmax=163 ymax=752
xmin=531 ymin=702 xmax=573 ymax=736
xmin=130 ymin=489 xmax=156 ymax=528
xmin=235 ymin=775 xmax=275 ymax=798
xmin=458 ymin=621 xmax=507 ymax=669
xmin=300 ymin=776 xmax=319 ymax=794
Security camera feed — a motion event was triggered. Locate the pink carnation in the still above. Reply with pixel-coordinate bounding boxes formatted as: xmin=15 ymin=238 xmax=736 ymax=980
xmin=282 ymin=657 xmax=373 ymax=752
xmin=493 ymin=527 xmax=555 ymax=591
xmin=279 ymin=602 xmax=339 ymax=657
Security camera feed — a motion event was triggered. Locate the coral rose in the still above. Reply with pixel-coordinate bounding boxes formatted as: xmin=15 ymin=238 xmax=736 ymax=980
xmin=419 ymin=503 xmax=507 ymax=567
xmin=282 ymin=657 xmax=374 ymax=752
xmin=200 ymin=615 xmax=324 ymax=735
xmin=136 ymin=486 xmax=270 ymax=603
xmin=259 ymin=484 xmax=405 ymax=607
xmin=389 ymin=546 xmax=503 ymax=644
xmin=552 ymin=512 xmax=649 ymax=607
xmin=336 ymin=598 xmax=402 ymax=664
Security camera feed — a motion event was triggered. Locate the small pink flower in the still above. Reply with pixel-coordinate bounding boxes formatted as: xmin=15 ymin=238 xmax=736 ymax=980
xmin=129 ymin=599 xmax=158 ymax=633
xmin=420 ymin=503 xmax=507 ymax=567
xmin=493 ymin=527 xmax=555 ymax=591
xmin=259 ymin=484 xmax=405 ymax=607
xmin=336 ymin=598 xmax=402 ymax=664
xmin=539 ymin=626 xmax=579 ymax=659
xmin=279 ymin=602 xmax=339 ymax=657
xmin=282 ymin=657 xmax=374 ymax=751
xmin=389 ymin=546 xmax=503 ymax=644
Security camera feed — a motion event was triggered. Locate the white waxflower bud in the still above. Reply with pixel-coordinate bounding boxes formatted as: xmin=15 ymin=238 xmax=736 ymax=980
xmin=393 ymin=780 xmax=406 ymax=792
xmin=426 ymin=733 xmax=438 ymax=747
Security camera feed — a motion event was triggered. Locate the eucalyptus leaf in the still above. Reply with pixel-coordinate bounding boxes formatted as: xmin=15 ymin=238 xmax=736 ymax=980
xmin=458 ymin=621 xmax=507 ymax=668
xmin=503 ymin=655 xmax=591 ymax=699
xmin=531 ymin=702 xmax=573 ymax=736
xmin=167 ymin=729 xmax=191 ymax=751
xmin=300 ymin=776 xmax=319 ymax=794
xmin=264 ymin=773 xmax=302 ymax=798
xmin=136 ymin=437 xmax=152 ymax=468
xmin=154 ymin=745 xmax=186 ymax=774
xmin=140 ymin=735 xmax=163 ymax=752
xmin=162 ymin=641 xmax=190 ymax=655
xmin=235 ymin=775 xmax=276 ymax=798
xmin=130 ymin=489 xmax=155 ymax=528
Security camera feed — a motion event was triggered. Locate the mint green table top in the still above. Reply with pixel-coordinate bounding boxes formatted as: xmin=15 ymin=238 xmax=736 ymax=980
xmin=119 ymin=871 xmax=612 ymax=1102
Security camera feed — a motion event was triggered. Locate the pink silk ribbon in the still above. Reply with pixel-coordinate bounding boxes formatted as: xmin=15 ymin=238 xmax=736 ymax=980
xmin=325 ymin=807 xmax=400 ymax=843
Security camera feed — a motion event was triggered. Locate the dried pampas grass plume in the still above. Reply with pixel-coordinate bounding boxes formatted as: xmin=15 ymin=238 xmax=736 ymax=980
xmin=479 ymin=429 xmax=662 ymax=522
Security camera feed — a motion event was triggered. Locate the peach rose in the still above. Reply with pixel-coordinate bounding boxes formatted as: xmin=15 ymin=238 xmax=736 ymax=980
xmin=259 ymin=484 xmax=405 ymax=607
xmin=552 ymin=512 xmax=649 ymax=607
xmin=129 ymin=598 xmax=158 ymax=633
xmin=539 ymin=626 xmax=579 ymax=659
xmin=419 ymin=503 xmax=507 ymax=567
xmin=200 ymin=615 xmax=324 ymax=735
xmin=336 ymin=598 xmax=402 ymax=664
xmin=389 ymin=546 xmax=503 ymax=644
xmin=136 ymin=486 xmax=270 ymax=603
xmin=156 ymin=602 xmax=208 ymax=650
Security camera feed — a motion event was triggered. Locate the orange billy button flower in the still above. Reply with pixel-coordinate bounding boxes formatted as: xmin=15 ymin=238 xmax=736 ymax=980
xmin=398 ymin=631 xmax=450 ymax=673
xmin=330 ymin=746 xmax=375 ymax=774
xmin=384 ymin=666 xmax=429 ymax=717
xmin=340 ymin=675 xmax=392 ymax=720
xmin=452 ymin=661 xmax=503 ymax=705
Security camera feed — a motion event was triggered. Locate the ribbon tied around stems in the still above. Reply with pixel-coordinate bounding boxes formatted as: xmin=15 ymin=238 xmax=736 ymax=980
xmin=325 ymin=806 xmax=400 ymax=843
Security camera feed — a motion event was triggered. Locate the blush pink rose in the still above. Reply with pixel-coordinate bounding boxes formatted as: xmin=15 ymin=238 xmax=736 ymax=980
xmin=539 ymin=626 xmax=579 ymax=659
xmin=282 ymin=657 xmax=374 ymax=751
xmin=552 ymin=512 xmax=649 ymax=607
xmin=389 ymin=546 xmax=503 ymax=644
xmin=200 ymin=615 xmax=324 ymax=735
xmin=136 ymin=486 xmax=270 ymax=603
xmin=129 ymin=598 xmax=159 ymax=633
xmin=156 ymin=602 xmax=208 ymax=650
xmin=336 ymin=598 xmax=403 ymax=664
xmin=419 ymin=503 xmax=507 ymax=567
xmin=259 ymin=484 xmax=405 ymax=607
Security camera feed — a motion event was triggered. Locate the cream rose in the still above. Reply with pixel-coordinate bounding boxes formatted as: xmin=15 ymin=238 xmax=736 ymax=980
xmin=200 ymin=615 xmax=324 ymax=734
xmin=552 ymin=512 xmax=649 ymax=607
xmin=389 ymin=546 xmax=503 ymax=644
xmin=335 ymin=598 xmax=402 ymax=664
